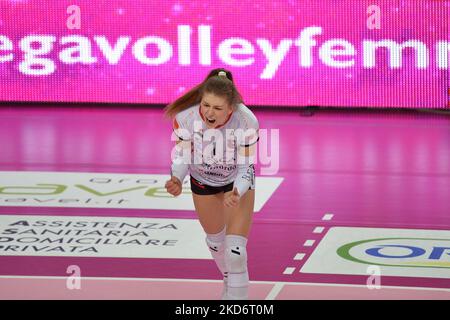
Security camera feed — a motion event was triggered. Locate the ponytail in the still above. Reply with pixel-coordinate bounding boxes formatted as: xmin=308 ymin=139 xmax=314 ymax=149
xmin=164 ymin=68 xmax=242 ymax=119
xmin=163 ymin=83 xmax=202 ymax=119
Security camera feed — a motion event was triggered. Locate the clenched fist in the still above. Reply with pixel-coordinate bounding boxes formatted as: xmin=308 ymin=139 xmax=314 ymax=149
xmin=165 ymin=176 xmax=182 ymax=197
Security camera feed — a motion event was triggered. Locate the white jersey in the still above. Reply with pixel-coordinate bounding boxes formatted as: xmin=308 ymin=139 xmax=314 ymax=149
xmin=172 ymin=103 xmax=259 ymax=186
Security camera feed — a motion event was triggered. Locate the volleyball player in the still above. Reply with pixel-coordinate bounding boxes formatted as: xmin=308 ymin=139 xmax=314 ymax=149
xmin=164 ymin=68 xmax=259 ymax=300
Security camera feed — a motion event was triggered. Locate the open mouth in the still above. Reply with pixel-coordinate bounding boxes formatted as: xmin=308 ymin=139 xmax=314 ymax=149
xmin=207 ymin=118 xmax=216 ymax=124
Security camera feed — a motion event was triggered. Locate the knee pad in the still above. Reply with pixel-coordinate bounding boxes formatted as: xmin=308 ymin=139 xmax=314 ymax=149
xmin=206 ymin=227 xmax=226 ymax=254
xmin=224 ymin=235 xmax=248 ymax=274
xmin=206 ymin=236 xmax=224 ymax=254
xmin=206 ymin=228 xmax=227 ymax=277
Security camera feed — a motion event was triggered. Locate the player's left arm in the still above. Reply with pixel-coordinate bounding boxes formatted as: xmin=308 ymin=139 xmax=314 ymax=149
xmin=233 ymin=129 xmax=259 ymax=197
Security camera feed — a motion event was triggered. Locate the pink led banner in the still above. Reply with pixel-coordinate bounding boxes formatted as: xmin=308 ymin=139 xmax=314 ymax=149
xmin=0 ymin=0 xmax=448 ymax=108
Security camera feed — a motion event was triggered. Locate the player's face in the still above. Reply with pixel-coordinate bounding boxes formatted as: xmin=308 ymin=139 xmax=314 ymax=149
xmin=200 ymin=92 xmax=233 ymax=129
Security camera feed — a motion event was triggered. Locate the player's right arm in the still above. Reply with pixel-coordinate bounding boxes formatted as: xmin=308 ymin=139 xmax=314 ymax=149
xmin=166 ymin=117 xmax=191 ymax=196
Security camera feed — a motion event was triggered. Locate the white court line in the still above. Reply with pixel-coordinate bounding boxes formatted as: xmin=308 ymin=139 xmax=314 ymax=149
xmin=282 ymin=267 xmax=295 ymax=275
xmin=265 ymin=283 xmax=284 ymax=300
xmin=313 ymin=227 xmax=325 ymax=234
xmin=0 ymin=275 xmax=449 ymax=292
xmin=294 ymin=253 xmax=306 ymax=260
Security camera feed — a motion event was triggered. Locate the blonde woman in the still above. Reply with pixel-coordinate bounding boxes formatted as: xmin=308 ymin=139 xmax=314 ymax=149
xmin=164 ymin=68 xmax=259 ymax=300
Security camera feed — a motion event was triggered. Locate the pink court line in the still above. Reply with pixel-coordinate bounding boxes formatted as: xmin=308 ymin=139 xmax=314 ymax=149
xmin=0 ymin=276 xmax=448 ymax=300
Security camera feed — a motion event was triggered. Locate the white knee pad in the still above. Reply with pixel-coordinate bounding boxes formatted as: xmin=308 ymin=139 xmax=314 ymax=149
xmin=206 ymin=228 xmax=227 ymax=279
xmin=224 ymin=242 xmax=247 ymax=273
xmin=224 ymin=235 xmax=248 ymax=288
